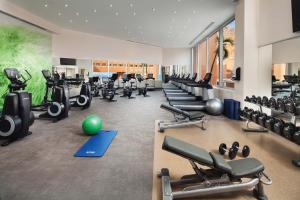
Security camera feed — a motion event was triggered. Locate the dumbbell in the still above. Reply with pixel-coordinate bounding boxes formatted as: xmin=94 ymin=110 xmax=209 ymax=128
xmin=262 ymin=96 xmax=270 ymax=107
xmin=244 ymin=108 xmax=254 ymax=120
xmin=239 ymin=107 xmax=249 ymax=118
xmin=256 ymin=96 xmax=262 ymax=105
xmin=231 ymin=141 xmax=250 ymax=158
xmin=273 ymin=119 xmax=285 ymax=135
xmin=269 ymin=97 xmax=278 ymax=109
xmin=285 ymin=99 xmax=300 ymax=115
xmin=277 ymin=96 xmax=289 ymax=112
xmin=251 ymin=111 xmax=261 ymax=124
xmin=218 ymin=143 xmax=237 ymax=160
xmin=282 ymin=123 xmax=296 ymax=140
xmin=292 ymin=131 xmax=300 ymax=145
xmin=258 ymin=113 xmax=268 ymax=127
xmin=265 ymin=116 xmax=276 ymax=131
xmin=250 ymin=95 xmax=257 ymax=103
xmin=244 ymin=96 xmax=251 ymax=102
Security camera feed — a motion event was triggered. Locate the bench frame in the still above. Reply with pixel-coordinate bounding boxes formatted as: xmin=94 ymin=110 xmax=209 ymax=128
xmin=159 ymin=160 xmax=269 ymax=200
xmin=158 ymin=106 xmax=206 ymax=132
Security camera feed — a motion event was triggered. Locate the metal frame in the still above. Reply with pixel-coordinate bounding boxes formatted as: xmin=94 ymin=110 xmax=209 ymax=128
xmin=158 ymin=111 xmax=206 ymax=132
xmin=159 ymin=160 xmax=269 ymax=200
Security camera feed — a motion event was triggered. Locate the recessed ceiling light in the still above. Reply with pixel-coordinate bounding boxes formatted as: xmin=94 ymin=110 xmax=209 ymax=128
xmin=76 ymin=12 xmax=79 ymax=16
xmin=193 ymin=10 xmax=196 ymax=14
xmin=94 ymin=9 xmax=97 ymax=13
xmin=85 ymin=19 xmax=89 ymax=23
xmin=58 ymin=12 xmax=62 ymax=16
xmin=65 ymin=4 xmax=68 ymax=7
xmin=173 ymin=11 xmax=177 ymax=14
xmin=69 ymin=19 xmax=73 ymax=23
xmin=152 ymin=8 xmax=156 ymax=12
xmin=129 ymin=3 xmax=133 ymax=8
xmin=133 ymin=12 xmax=137 ymax=16
xmin=115 ymin=12 xmax=119 ymax=16
xmin=177 ymin=0 xmax=181 ymax=2
xmin=109 ymin=4 xmax=113 ymax=8
xmin=44 ymin=4 xmax=48 ymax=8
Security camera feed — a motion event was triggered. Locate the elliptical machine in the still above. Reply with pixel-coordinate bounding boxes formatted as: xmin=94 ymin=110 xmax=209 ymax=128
xmin=89 ymin=76 xmax=100 ymax=97
xmin=10 ymin=68 xmax=70 ymax=122
xmin=101 ymin=74 xmax=118 ymax=101
xmin=56 ymin=72 xmax=92 ymax=109
xmin=136 ymin=74 xmax=149 ymax=97
xmin=0 ymin=68 xmax=35 ymax=146
xmin=120 ymin=74 xmax=135 ymax=99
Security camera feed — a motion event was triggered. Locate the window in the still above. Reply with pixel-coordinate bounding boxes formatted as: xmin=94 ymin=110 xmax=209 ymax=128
xmin=208 ymin=32 xmax=219 ymax=86
xmin=222 ymin=20 xmax=236 ymax=88
xmin=196 ymin=18 xmax=235 ymax=88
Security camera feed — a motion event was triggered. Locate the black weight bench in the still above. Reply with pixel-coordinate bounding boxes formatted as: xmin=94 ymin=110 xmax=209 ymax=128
xmin=159 ymin=136 xmax=272 ymax=200
xmin=158 ymin=104 xmax=206 ymax=132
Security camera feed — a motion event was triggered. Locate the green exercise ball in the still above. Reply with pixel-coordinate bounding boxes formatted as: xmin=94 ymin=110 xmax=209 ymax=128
xmin=82 ymin=115 xmax=103 ymax=135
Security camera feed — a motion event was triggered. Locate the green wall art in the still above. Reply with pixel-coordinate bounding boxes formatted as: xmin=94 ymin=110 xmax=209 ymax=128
xmin=0 ymin=12 xmax=52 ymax=108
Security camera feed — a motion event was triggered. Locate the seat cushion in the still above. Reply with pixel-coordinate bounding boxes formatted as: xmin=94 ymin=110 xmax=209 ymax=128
xmin=162 ymin=136 xmax=214 ymax=166
xmin=210 ymin=153 xmax=232 ymax=174
xmin=228 ymin=158 xmax=264 ymax=178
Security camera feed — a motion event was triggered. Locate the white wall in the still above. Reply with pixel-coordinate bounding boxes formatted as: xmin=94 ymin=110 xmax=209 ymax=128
xmin=273 ymin=37 xmax=300 ymax=64
xmin=258 ymin=0 xmax=300 ymax=46
xmin=162 ymin=48 xmax=192 ymax=67
xmin=0 ymin=0 xmax=61 ymax=33
xmin=52 ymin=29 xmax=163 ymax=64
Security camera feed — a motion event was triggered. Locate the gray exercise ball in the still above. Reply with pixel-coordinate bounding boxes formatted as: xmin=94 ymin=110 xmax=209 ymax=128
xmin=206 ymin=98 xmax=224 ymax=115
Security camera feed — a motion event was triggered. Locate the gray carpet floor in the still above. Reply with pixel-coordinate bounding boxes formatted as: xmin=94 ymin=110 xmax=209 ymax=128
xmin=0 ymin=90 xmax=171 ymax=200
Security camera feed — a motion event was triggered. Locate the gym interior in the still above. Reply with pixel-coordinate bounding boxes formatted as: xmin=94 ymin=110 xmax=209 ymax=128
xmin=0 ymin=0 xmax=300 ymax=200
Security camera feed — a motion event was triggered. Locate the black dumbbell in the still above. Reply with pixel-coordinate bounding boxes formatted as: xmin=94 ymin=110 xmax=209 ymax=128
xmin=285 ymin=99 xmax=297 ymax=114
xmin=250 ymin=95 xmax=257 ymax=103
xmin=244 ymin=96 xmax=251 ymax=102
xmin=282 ymin=123 xmax=296 ymax=140
xmin=265 ymin=116 xmax=276 ymax=131
xmin=274 ymin=119 xmax=285 ymax=135
xmin=231 ymin=141 xmax=250 ymax=158
xmin=278 ymin=96 xmax=289 ymax=112
xmin=244 ymin=108 xmax=254 ymax=119
xmin=239 ymin=107 xmax=249 ymax=117
xmin=269 ymin=97 xmax=278 ymax=109
xmin=292 ymin=131 xmax=300 ymax=145
xmin=258 ymin=113 xmax=268 ymax=127
xmin=262 ymin=96 xmax=269 ymax=107
xmin=218 ymin=143 xmax=237 ymax=160
xmin=256 ymin=96 xmax=262 ymax=105
xmin=251 ymin=111 xmax=261 ymax=123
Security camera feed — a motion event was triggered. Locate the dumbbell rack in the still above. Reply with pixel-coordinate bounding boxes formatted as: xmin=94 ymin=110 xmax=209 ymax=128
xmin=243 ymin=99 xmax=300 ymax=167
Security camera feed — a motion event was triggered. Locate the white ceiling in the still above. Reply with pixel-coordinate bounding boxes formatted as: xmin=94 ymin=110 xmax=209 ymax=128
xmin=9 ymin=0 xmax=236 ymax=48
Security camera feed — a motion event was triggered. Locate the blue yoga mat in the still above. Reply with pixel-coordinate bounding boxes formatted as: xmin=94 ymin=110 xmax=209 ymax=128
xmin=74 ymin=130 xmax=117 ymax=157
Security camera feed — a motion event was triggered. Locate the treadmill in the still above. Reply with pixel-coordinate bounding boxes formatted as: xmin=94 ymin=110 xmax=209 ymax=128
xmin=169 ymin=73 xmax=214 ymax=110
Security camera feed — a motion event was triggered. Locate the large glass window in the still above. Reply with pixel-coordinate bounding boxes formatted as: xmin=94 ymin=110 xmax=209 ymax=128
xmin=222 ymin=20 xmax=235 ymax=88
xmin=199 ymin=41 xmax=207 ymax=79
xmin=208 ymin=32 xmax=219 ymax=86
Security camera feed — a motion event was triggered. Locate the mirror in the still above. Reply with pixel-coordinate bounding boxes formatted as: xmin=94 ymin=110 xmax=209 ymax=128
xmin=272 ymin=63 xmax=300 ymax=98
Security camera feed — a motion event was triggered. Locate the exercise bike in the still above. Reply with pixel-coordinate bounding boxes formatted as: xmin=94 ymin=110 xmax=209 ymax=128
xmin=101 ymin=74 xmax=118 ymax=101
xmin=1 ymin=68 xmax=35 ymax=146
xmin=120 ymin=74 xmax=135 ymax=99
xmin=136 ymin=74 xmax=149 ymax=97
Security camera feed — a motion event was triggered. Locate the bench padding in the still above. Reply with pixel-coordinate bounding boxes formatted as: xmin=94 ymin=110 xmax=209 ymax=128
xmin=162 ymin=136 xmax=214 ymax=166
xmin=162 ymin=136 xmax=265 ymax=178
